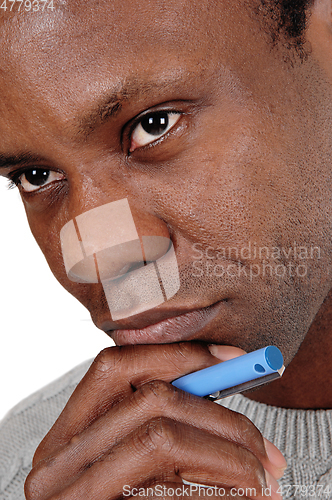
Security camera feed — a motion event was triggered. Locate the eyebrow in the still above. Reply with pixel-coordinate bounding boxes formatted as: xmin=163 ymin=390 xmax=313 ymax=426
xmin=0 ymin=152 xmax=45 ymax=171
xmin=0 ymin=74 xmax=193 ymax=168
xmin=76 ymin=77 xmax=180 ymax=139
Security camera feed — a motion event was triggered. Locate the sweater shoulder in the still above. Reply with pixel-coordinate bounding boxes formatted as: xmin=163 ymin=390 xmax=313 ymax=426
xmin=0 ymin=359 xmax=92 ymax=500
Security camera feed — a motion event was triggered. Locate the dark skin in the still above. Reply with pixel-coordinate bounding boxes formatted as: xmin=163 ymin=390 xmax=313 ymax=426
xmin=0 ymin=0 xmax=332 ymax=498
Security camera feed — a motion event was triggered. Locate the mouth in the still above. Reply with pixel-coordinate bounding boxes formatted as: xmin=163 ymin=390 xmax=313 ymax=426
xmin=104 ymin=301 xmax=225 ymax=345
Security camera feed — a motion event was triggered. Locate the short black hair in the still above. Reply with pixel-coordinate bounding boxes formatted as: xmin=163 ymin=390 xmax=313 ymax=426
xmin=256 ymin=0 xmax=315 ymax=59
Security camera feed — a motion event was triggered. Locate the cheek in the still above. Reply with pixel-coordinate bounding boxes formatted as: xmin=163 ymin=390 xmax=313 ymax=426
xmin=31 ymin=220 xmax=97 ymax=308
xmin=24 ymin=208 xmax=79 ymax=297
xmin=151 ymin=153 xmax=260 ymax=251
xmin=30 ymin=219 xmax=68 ymax=284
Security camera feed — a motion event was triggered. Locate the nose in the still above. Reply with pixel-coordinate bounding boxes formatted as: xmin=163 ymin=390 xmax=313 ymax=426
xmin=60 ymin=198 xmax=180 ymax=320
xmin=95 ymin=235 xmax=171 ymax=281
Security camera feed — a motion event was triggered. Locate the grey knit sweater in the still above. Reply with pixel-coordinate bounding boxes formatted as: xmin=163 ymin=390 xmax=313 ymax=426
xmin=0 ymin=360 xmax=331 ymax=500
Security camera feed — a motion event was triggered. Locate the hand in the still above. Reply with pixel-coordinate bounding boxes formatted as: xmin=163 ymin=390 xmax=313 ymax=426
xmin=25 ymin=342 xmax=286 ymax=500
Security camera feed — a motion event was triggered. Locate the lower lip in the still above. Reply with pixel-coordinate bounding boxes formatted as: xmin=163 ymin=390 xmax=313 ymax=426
xmin=109 ymin=303 xmax=221 ymax=345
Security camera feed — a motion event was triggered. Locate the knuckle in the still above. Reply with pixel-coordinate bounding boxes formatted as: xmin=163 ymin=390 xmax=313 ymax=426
xmin=91 ymin=347 xmax=123 ymax=379
xmin=231 ymin=412 xmax=265 ymax=452
xmin=173 ymin=341 xmax=206 ymax=362
xmin=136 ymin=416 xmax=178 ymax=455
xmin=24 ymin=471 xmax=36 ymax=500
xmin=176 ymin=341 xmax=196 ymax=357
xmin=24 ymin=467 xmax=45 ymax=500
xmin=233 ymin=411 xmax=252 ymax=431
xmin=137 ymin=380 xmax=176 ymax=411
xmin=237 ymin=447 xmax=267 ymax=490
xmin=165 ymin=342 xmax=209 ymax=371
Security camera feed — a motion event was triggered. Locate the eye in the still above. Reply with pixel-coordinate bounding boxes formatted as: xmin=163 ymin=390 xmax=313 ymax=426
xmin=12 ymin=168 xmax=65 ymax=193
xmin=130 ymin=111 xmax=181 ymax=152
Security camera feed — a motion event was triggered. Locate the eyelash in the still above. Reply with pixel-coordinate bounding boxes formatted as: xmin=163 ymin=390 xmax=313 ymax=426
xmin=7 ymin=169 xmax=28 ymax=190
xmin=6 ymin=168 xmax=64 ymax=193
xmin=7 ymin=170 xmax=27 ymax=190
xmin=7 ymin=178 xmax=17 ymax=190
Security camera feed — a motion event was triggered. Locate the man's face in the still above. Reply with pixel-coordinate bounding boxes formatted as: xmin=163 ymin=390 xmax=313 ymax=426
xmin=0 ymin=0 xmax=331 ymax=365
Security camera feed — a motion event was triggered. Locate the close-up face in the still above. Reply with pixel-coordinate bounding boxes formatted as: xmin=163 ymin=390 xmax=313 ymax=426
xmin=0 ymin=0 xmax=331 ymax=366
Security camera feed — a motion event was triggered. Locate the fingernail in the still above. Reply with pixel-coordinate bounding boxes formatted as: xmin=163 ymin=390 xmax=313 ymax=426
xmin=208 ymin=344 xmax=220 ymax=357
xmin=265 ymin=471 xmax=282 ymax=499
xmin=264 ymin=438 xmax=287 ymax=473
xmin=208 ymin=344 xmax=246 ymax=361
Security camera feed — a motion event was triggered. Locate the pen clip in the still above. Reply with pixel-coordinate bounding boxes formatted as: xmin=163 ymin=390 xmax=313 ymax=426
xmin=206 ymin=365 xmax=285 ymax=401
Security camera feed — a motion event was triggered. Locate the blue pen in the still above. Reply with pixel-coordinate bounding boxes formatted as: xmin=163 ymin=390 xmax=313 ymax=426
xmin=172 ymin=345 xmax=285 ymax=401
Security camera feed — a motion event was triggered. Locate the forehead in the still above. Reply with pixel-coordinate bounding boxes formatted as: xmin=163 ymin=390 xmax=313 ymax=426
xmin=1 ymin=0 xmax=257 ymax=55
xmin=0 ymin=0 xmax=288 ymax=151
xmin=0 ymin=0 xmax=270 ymax=95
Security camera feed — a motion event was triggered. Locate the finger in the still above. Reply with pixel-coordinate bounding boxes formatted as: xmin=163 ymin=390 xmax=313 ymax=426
xmin=33 ymin=342 xmax=219 ymax=463
xmin=25 ymin=418 xmax=281 ymax=500
xmin=263 ymin=439 xmax=287 ymax=479
xmin=27 ymin=381 xmax=282 ymax=495
xmin=208 ymin=344 xmax=247 ymax=361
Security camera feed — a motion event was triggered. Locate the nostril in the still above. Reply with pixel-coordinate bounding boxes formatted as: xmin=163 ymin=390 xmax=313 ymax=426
xmin=141 ymin=236 xmax=171 ymax=262
xmin=96 ymin=237 xmax=172 ymax=281
xmin=95 ymin=239 xmax=145 ymax=281
xmin=110 ymin=260 xmax=145 ymax=281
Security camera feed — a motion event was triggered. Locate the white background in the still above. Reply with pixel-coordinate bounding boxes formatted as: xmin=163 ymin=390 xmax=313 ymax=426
xmin=0 ymin=177 xmax=114 ymax=421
